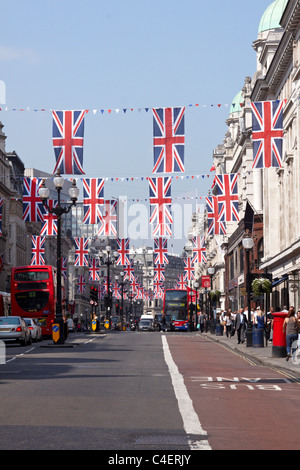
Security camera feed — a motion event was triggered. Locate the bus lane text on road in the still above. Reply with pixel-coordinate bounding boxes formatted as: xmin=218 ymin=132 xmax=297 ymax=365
xmin=190 ymin=376 xmax=295 ymax=391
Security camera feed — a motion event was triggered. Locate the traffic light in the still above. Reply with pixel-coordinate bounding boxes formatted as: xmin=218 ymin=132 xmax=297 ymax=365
xmin=116 ymin=303 xmax=119 ymax=314
xmin=90 ymin=286 xmax=98 ymax=305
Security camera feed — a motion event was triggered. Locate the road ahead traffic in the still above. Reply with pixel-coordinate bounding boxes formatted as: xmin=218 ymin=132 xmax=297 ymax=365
xmin=1 ymin=331 xmax=300 ymax=451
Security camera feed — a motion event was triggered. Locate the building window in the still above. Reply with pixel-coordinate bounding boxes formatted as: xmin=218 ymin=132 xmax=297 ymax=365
xmin=257 ymin=238 xmax=264 ymax=265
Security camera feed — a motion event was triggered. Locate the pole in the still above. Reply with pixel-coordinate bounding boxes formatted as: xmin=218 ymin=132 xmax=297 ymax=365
xmin=246 ymin=249 xmax=253 ymax=347
xmin=55 ymin=186 xmax=64 ymax=344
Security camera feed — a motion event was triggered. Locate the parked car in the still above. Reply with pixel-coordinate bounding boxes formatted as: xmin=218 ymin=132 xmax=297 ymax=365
xmin=67 ymin=318 xmax=75 ymax=332
xmin=0 ymin=316 xmax=31 ymax=346
xmin=138 ymin=319 xmax=154 ymax=331
xmin=24 ymin=318 xmax=42 ymax=342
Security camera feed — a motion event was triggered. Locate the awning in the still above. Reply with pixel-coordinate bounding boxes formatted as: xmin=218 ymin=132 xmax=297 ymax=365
xmin=272 ymin=275 xmax=288 ymax=287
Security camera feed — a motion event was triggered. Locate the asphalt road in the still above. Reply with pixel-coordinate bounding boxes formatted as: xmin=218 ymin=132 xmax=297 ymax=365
xmin=1 ymin=331 xmax=300 ymax=451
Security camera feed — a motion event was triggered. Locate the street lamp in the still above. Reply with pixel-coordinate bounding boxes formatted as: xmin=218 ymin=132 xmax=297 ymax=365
xmin=242 ymin=230 xmax=254 ymax=347
xmin=193 ymin=280 xmax=200 ymax=330
xmin=100 ymin=245 xmax=117 ymax=329
xmin=39 ymin=172 xmax=79 ymax=344
xmin=207 ymin=266 xmax=215 ymax=333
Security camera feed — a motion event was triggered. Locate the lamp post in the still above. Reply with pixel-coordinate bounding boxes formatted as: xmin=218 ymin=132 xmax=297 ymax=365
xmin=39 ymin=172 xmax=79 ymax=344
xmin=193 ymin=280 xmax=200 ymax=330
xmin=242 ymin=230 xmax=254 ymax=347
xmin=207 ymin=266 xmax=215 ymax=333
xmin=100 ymin=245 xmax=117 ymax=329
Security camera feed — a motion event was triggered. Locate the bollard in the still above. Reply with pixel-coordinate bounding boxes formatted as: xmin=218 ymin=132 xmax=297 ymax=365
xmin=252 ymin=327 xmax=264 ymax=347
xmin=272 ymin=312 xmax=288 ymax=358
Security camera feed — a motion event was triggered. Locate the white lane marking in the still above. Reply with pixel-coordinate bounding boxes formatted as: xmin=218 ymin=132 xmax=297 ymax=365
xmin=162 ymin=335 xmax=211 ymax=450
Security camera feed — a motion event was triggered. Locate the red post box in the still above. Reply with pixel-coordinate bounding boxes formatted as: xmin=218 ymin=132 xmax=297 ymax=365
xmin=272 ymin=312 xmax=288 ymax=358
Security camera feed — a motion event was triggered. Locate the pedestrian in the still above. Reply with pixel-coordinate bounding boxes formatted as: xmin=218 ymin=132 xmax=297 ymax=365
xmin=256 ymin=309 xmax=265 ymax=329
xmin=283 ymin=307 xmax=298 ymax=361
xmin=225 ymin=311 xmax=232 ymax=338
xmin=296 ymin=310 xmax=300 ymax=349
xmin=198 ymin=311 xmax=205 ymax=333
xmin=235 ymin=308 xmax=247 ymax=344
xmin=266 ymin=307 xmax=274 ymax=342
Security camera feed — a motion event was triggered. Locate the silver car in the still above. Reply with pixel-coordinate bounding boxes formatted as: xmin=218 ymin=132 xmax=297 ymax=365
xmin=0 ymin=316 xmax=31 ymax=346
xmin=24 ymin=318 xmax=42 ymax=342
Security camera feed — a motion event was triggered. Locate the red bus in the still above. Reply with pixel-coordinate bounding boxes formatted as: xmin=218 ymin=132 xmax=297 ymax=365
xmin=10 ymin=265 xmax=60 ymax=337
xmin=163 ymin=289 xmax=189 ymax=331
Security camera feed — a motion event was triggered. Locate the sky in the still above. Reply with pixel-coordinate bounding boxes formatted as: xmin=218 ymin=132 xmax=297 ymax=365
xmin=0 ymin=0 xmax=274 ymax=253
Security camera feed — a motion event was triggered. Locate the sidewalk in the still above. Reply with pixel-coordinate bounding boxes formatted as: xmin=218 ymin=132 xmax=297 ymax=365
xmin=200 ymin=330 xmax=300 ymax=379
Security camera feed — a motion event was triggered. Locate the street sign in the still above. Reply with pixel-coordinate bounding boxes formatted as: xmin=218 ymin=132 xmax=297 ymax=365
xmin=52 ymin=323 xmax=60 ymax=343
xmin=201 ymin=276 xmax=211 ymax=288
xmin=92 ymin=319 xmax=97 ymax=331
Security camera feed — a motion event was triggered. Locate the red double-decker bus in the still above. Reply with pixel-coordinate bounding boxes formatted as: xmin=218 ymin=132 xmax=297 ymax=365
xmin=163 ymin=289 xmax=189 ymax=331
xmin=10 ymin=265 xmax=60 ymax=337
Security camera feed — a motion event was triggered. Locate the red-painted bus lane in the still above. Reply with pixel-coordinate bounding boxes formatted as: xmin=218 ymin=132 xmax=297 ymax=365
xmin=167 ymin=335 xmax=300 ymax=450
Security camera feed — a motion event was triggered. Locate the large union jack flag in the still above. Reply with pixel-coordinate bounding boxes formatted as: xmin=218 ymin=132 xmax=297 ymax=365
xmin=61 ymin=257 xmax=68 ymax=280
xmin=82 ymin=178 xmax=104 ymax=225
xmin=31 ymin=236 xmax=46 ymax=265
xmin=206 ymin=196 xmax=226 ymax=236
xmin=52 ymin=110 xmax=86 ymax=175
xmin=23 ymin=177 xmax=45 ymax=222
xmin=154 ymin=238 xmax=169 ymax=265
xmin=149 ymin=177 xmax=173 ymax=237
xmin=176 ymin=274 xmax=187 ymax=290
xmin=192 ymin=235 xmax=207 ymax=264
xmin=251 ymin=100 xmax=284 ymax=169
xmin=74 ymin=237 xmax=89 ymax=266
xmin=215 ymin=173 xmax=239 ymax=223
xmin=183 ymin=257 xmax=195 ymax=281
xmin=89 ymin=258 xmax=100 ymax=282
xmin=97 ymin=200 xmax=118 ymax=237
xmin=40 ymin=200 xmax=58 ymax=236
xmin=154 ymin=264 xmax=165 ymax=282
xmin=116 ymin=238 xmax=130 ymax=265
xmin=153 ymin=107 xmax=185 ymax=173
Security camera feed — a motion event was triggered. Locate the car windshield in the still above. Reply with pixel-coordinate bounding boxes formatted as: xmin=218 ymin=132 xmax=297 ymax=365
xmin=140 ymin=320 xmax=151 ymax=325
xmin=24 ymin=319 xmax=32 ymax=325
xmin=0 ymin=317 xmax=20 ymax=325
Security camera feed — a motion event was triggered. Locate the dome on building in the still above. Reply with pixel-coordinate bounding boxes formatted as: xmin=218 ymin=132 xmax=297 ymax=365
xmin=230 ymin=90 xmax=244 ymax=116
xmin=258 ymin=0 xmax=288 ymax=34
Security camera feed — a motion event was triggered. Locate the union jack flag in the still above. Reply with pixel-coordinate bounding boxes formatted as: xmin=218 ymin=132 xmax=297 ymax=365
xmin=176 ymin=274 xmax=187 ymax=290
xmin=251 ymin=100 xmax=284 ymax=169
xmin=31 ymin=236 xmax=46 ymax=266
xmin=112 ymin=281 xmax=121 ymax=299
xmin=153 ymin=107 xmax=185 ymax=173
xmin=0 ymin=198 xmax=3 ymax=235
xmin=124 ymin=260 xmax=135 ymax=281
xmin=183 ymin=257 xmax=195 ymax=281
xmin=40 ymin=200 xmax=58 ymax=236
xmin=23 ymin=177 xmax=45 ymax=222
xmin=82 ymin=178 xmax=104 ymax=225
xmin=74 ymin=237 xmax=89 ymax=266
xmin=154 ymin=264 xmax=165 ymax=282
xmin=89 ymin=258 xmax=100 ymax=282
xmin=130 ymin=276 xmax=140 ymax=295
xmin=52 ymin=110 xmax=86 ymax=175
xmin=215 ymin=173 xmax=239 ymax=223
xmin=103 ymin=276 xmax=111 ymax=294
xmin=116 ymin=238 xmax=130 ymax=266
xmin=154 ymin=238 xmax=169 ymax=265
xmin=206 ymin=196 xmax=226 ymax=236
xmin=97 ymin=200 xmax=118 ymax=237
xmin=61 ymin=257 xmax=68 ymax=280
xmin=77 ymin=275 xmax=85 ymax=294
xmin=149 ymin=177 xmax=172 ymax=237
xmin=192 ymin=235 xmax=207 ymax=264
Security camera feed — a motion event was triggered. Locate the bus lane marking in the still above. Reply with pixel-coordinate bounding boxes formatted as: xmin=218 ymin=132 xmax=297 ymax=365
xmin=189 ymin=375 xmax=294 ymax=391
xmin=162 ymin=335 xmax=212 ymax=451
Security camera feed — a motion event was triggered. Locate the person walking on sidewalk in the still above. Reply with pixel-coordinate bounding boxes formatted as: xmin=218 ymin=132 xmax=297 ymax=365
xmin=235 ymin=308 xmax=247 ymax=344
xmin=225 ymin=311 xmax=233 ymax=338
xmin=283 ymin=307 xmax=298 ymax=361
